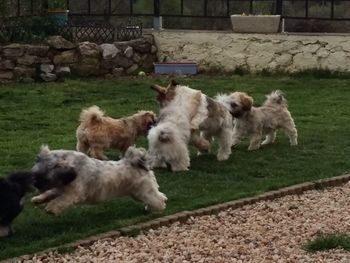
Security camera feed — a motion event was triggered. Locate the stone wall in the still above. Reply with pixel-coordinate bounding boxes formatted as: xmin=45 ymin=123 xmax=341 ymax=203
xmin=0 ymin=35 xmax=157 ymax=83
xmin=153 ymin=30 xmax=350 ymax=73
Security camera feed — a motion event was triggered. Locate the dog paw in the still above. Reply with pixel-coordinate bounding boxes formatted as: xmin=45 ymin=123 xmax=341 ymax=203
xmin=31 ymin=196 xmax=45 ymax=204
xmin=45 ymin=205 xmax=63 ymax=216
xmin=217 ymin=153 xmax=230 ymax=161
xmin=261 ymin=140 xmax=272 ymax=146
xmin=248 ymin=146 xmax=260 ymax=151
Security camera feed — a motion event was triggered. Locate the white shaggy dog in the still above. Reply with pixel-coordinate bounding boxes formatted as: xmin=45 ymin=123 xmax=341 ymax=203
xmin=217 ymin=90 xmax=298 ymax=151
xmin=148 ymin=80 xmax=233 ymax=171
xmin=31 ymin=145 xmax=167 ymax=215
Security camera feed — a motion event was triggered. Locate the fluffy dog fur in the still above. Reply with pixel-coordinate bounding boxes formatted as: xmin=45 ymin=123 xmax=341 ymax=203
xmin=148 ymin=80 xmax=233 ymax=171
xmin=217 ymin=90 xmax=298 ymax=151
xmin=31 ymin=145 xmax=167 ymax=215
xmin=0 ymin=172 xmax=33 ymax=237
xmin=76 ymin=106 xmax=156 ymax=159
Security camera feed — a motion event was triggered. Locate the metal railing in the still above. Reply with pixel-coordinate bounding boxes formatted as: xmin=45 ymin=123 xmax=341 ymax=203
xmin=3 ymin=0 xmax=350 ymax=21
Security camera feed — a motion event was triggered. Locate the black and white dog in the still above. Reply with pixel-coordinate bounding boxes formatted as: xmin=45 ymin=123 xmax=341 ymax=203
xmin=0 ymin=172 xmax=33 ymax=237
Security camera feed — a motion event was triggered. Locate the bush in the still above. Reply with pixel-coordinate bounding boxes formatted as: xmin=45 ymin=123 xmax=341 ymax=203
xmin=0 ymin=16 xmax=72 ymax=43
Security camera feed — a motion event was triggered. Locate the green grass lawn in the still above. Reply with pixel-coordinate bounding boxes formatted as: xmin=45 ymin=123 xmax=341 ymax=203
xmin=305 ymin=234 xmax=350 ymax=252
xmin=1 ymin=75 xmax=350 ymax=259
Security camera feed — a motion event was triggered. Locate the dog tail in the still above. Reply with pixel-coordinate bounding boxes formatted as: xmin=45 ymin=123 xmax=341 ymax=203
xmin=79 ymin=105 xmax=104 ymax=125
xmin=7 ymin=171 xmax=34 ymax=195
xmin=264 ymin=90 xmax=287 ymax=107
xmin=124 ymin=146 xmax=154 ymax=171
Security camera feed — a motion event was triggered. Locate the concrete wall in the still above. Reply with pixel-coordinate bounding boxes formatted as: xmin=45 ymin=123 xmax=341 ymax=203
xmin=153 ymin=30 xmax=350 ymax=73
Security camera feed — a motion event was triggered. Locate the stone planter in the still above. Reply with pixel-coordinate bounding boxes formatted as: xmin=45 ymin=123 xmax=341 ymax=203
xmin=230 ymin=15 xmax=281 ymax=33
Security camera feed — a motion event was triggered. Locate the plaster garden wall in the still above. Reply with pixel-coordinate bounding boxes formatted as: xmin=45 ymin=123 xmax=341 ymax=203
xmin=153 ymin=31 xmax=350 ymax=73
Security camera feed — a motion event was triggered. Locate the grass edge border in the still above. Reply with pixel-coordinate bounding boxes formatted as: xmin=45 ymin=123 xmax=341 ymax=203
xmin=3 ymin=173 xmax=350 ymax=263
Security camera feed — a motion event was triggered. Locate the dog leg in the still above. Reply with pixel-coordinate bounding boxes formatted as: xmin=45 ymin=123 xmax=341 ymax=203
xmin=44 ymin=187 xmax=79 ymax=215
xmin=32 ymin=188 xmax=62 ymax=204
xmin=0 ymin=225 xmax=11 ymax=238
xmin=76 ymin=140 xmax=89 ymax=154
xmin=282 ymin=122 xmax=298 ymax=146
xmin=248 ymin=134 xmax=262 ymax=151
xmin=169 ymin=159 xmax=190 ymax=172
xmin=191 ymin=131 xmax=210 ymax=155
xmin=153 ymin=157 xmax=167 ymax=168
xmin=90 ymin=147 xmax=108 ymax=160
xmin=134 ymin=186 xmax=167 ymax=212
xmin=261 ymin=131 xmax=277 ymax=145
xmin=217 ymin=128 xmax=233 ymax=161
xmin=232 ymin=132 xmax=242 ymax=148
xmin=45 ymin=194 xmax=78 ymax=215
xmin=286 ymin=128 xmax=298 ymax=146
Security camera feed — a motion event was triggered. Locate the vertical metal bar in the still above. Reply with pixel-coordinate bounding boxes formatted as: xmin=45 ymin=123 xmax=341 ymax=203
xmin=154 ymin=0 xmax=160 ymax=16
xmin=130 ymin=0 xmax=133 ymax=15
xmin=227 ymin=0 xmax=230 ymax=16
xmin=17 ymin=0 xmax=20 ymax=16
xmin=181 ymin=0 xmax=184 ymax=16
xmin=276 ymin=0 xmax=282 ymax=15
xmin=67 ymin=0 xmax=69 ymax=10
xmin=331 ymin=0 xmax=334 ymax=18
xmin=204 ymin=0 xmax=208 ymax=16
xmin=31 ymin=0 xmax=33 ymax=15
xmin=88 ymin=0 xmax=91 ymax=14
xmin=108 ymin=0 xmax=111 ymax=15
xmin=250 ymin=0 xmax=253 ymax=14
xmin=305 ymin=0 xmax=308 ymax=18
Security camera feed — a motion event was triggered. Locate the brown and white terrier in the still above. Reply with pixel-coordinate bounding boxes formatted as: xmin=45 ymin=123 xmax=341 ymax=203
xmin=76 ymin=106 xmax=156 ymax=160
xmin=148 ymin=80 xmax=233 ymax=171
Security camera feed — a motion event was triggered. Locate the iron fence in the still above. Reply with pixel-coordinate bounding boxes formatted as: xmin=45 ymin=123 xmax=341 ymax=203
xmin=2 ymin=0 xmax=350 ymax=21
xmin=65 ymin=0 xmax=350 ymax=20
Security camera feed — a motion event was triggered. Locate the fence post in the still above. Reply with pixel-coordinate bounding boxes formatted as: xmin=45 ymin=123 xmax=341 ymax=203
xmin=153 ymin=0 xmax=162 ymax=30
xmin=276 ymin=0 xmax=282 ymax=15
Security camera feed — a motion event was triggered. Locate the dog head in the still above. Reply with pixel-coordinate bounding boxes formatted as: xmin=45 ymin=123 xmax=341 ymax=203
xmin=32 ymin=145 xmax=78 ymax=192
xmin=136 ymin=111 xmax=157 ymax=134
xmin=124 ymin=146 xmax=154 ymax=171
xmin=217 ymin=92 xmax=253 ymax=118
xmin=150 ymin=79 xmax=178 ymax=108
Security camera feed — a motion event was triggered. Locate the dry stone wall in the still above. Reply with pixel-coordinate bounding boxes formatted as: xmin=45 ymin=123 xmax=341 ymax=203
xmin=153 ymin=31 xmax=350 ymax=73
xmin=0 ymin=35 xmax=157 ymax=83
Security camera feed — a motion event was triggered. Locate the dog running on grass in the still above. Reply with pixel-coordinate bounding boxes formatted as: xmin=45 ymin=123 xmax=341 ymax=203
xmin=76 ymin=106 xmax=156 ymax=160
xmin=31 ymin=145 xmax=167 ymax=215
xmin=217 ymin=90 xmax=298 ymax=150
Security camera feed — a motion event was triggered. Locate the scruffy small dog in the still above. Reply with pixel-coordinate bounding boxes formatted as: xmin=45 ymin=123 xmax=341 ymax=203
xmin=0 ymin=171 xmax=33 ymax=237
xmin=217 ymin=90 xmax=298 ymax=151
xmin=148 ymin=80 xmax=233 ymax=171
xmin=31 ymin=145 xmax=167 ymax=215
xmin=76 ymin=106 xmax=156 ymax=160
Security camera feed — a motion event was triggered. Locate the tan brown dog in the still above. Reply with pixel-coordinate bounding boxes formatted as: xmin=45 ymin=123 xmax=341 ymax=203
xmin=76 ymin=106 xmax=156 ymax=159
xmin=217 ymin=90 xmax=298 ymax=151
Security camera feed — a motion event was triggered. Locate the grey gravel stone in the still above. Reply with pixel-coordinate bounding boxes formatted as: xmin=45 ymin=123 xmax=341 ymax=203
xmin=24 ymin=182 xmax=350 ymax=262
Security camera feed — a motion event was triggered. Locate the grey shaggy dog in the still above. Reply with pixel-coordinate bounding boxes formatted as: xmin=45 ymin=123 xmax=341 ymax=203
xmin=31 ymin=145 xmax=167 ymax=215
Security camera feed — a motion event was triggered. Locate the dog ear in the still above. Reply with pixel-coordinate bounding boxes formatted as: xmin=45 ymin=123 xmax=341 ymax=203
xmin=170 ymin=79 xmax=178 ymax=87
xmin=40 ymin=145 xmax=50 ymax=155
xmin=150 ymin=84 xmax=167 ymax=94
xmin=240 ymin=93 xmax=253 ymax=111
xmin=53 ymin=167 xmax=77 ymax=185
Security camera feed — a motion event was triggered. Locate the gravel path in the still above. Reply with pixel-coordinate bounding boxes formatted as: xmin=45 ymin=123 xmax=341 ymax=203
xmin=23 ymin=183 xmax=350 ymax=263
